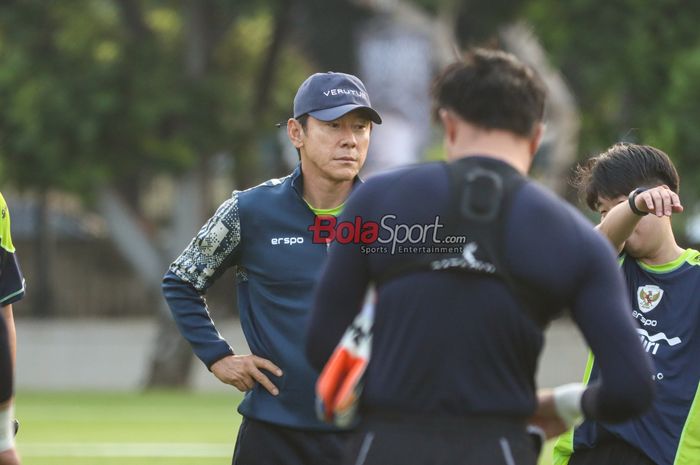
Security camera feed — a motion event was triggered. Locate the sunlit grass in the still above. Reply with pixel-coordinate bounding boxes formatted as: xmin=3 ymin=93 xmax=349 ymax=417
xmin=13 ymin=390 xmax=554 ymax=465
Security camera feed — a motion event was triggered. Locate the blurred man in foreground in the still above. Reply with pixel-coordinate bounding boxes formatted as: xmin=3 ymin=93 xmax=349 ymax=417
xmin=307 ymin=49 xmax=655 ymax=465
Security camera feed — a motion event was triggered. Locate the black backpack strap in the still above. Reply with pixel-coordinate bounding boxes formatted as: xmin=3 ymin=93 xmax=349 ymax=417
xmin=449 ymin=158 xmax=549 ymax=326
xmin=376 ymin=157 xmax=550 ymax=327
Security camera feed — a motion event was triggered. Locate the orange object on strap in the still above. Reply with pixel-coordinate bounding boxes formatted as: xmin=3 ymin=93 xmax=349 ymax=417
xmin=315 ymin=288 xmax=375 ymax=427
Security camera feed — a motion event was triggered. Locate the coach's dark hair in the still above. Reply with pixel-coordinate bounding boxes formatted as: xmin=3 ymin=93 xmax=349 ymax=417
xmin=296 ymin=114 xmax=309 ymax=130
xmin=294 ymin=114 xmax=309 ymax=158
xmin=573 ymin=143 xmax=680 ymax=211
xmin=432 ymin=48 xmax=546 ymax=138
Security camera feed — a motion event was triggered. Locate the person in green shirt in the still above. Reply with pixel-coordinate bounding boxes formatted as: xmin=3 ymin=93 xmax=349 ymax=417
xmin=0 ymin=192 xmax=24 ymax=465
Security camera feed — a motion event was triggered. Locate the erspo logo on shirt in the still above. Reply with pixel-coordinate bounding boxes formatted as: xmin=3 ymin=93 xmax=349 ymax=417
xmin=271 ymin=237 xmax=304 ymax=246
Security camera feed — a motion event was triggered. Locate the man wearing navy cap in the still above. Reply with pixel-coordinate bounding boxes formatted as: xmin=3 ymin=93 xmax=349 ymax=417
xmin=163 ymin=72 xmax=381 ymax=465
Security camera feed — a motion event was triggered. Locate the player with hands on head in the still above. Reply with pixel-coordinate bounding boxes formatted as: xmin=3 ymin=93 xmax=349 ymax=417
xmin=555 ymin=143 xmax=699 ymax=465
xmin=597 ymin=183 xmax=683 ymax=254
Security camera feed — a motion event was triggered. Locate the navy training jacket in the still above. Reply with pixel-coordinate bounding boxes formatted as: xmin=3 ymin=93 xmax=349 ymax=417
xmin=163 ymin=165 xmax=348 ymax=430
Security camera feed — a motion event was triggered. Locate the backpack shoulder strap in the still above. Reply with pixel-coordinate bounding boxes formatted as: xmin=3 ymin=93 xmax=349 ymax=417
xmin=376 ymin=157 xmax=550 ymax=326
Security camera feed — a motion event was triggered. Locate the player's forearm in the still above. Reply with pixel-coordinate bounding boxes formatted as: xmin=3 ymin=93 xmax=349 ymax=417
xmin=595 ymin=200 xmax=641 ymax=253
xmin=574 ymin=309 xmax=655 ymax=422
xmin=162 ymin=271 xmax=234 ymax=368
xmin=571 ymin=244 xmax=655 ymax=422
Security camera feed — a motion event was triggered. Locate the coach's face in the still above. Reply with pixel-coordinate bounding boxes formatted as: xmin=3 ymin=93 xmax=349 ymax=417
xmin=290 ymin=110 xmax=371 ymax=183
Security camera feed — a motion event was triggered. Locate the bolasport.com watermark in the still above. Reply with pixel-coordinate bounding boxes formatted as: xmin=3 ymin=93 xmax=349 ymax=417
xmin=307 ymin=214 xmax=467 ymax=254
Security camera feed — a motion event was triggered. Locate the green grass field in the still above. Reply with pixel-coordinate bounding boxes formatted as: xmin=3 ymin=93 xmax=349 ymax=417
xmin=13 ymin=391 xmax=555 ymax=464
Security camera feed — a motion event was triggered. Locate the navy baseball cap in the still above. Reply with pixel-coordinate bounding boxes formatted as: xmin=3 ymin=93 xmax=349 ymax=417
xmin=292 ymin=72 xmax=382 ymax=124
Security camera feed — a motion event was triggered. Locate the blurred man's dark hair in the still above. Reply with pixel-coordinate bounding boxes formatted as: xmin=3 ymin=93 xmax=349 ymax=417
xmin=432 ymin=48 xmax=546 ymax=138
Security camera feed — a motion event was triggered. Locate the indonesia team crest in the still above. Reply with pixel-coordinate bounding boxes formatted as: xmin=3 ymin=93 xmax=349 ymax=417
xmin=637 ymin=285 xmax=663 ymax=313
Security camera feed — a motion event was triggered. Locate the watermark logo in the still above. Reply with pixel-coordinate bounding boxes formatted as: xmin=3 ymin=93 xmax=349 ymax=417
xmin=308 ymin=215 xmax=466 ymax=254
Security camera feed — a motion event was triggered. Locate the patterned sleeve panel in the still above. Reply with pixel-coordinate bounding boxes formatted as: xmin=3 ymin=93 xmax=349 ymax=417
xmin=169 ymin=192 xmax=242 ymax=292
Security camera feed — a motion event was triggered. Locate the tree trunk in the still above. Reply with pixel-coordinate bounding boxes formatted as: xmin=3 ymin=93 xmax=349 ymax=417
xmin=98 ymin=176 xmax=204 ymax=387
xmin=148 ymin=310 xmax=197 ymax=386
xmin=500 ymin=23 xmax=580 ymax=196
xmin=143 ymin=170 xmax=206 ymax=387
xmin=234 ymin=0 xmax=292 ymax=185
xmin=144 ymin=0 xmax=213 ymax=387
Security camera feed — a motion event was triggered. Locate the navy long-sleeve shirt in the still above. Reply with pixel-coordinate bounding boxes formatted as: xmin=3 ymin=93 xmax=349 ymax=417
xmin=307 ymin=158 xmax=654 ymax=422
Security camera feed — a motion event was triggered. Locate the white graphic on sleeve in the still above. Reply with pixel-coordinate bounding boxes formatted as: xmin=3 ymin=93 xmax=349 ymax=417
xmin=171 ymin=194 xmax=241 ymax=291
xmin=636 ymin=328 xmax=681 ymax=355
xmin=200 ymin=220 xmax=229 ymax=256
xmin=637 ymin=285 xmax=663 ymax=313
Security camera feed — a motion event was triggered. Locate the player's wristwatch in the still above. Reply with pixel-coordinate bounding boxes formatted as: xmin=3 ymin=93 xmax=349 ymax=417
xmin=628 ymin=188 xmax=649 ymax=216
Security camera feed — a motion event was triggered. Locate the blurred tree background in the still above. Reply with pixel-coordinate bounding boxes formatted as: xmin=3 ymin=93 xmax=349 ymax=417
xmin=525 ymin=0 xmax=700 ymax=206
xmin=4 ymin=0 xmax=698 ymax=221
xmin=2 ymin=0 xmax=700 ymax=386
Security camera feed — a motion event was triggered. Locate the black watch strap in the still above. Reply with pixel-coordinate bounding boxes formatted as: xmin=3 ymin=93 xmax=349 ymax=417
xmin=628 ymin=188 xmax=649 ymax=216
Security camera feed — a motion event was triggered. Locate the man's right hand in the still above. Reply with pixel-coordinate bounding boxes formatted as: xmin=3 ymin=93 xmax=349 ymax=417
xmin=634 ymin=185 xmax=683 ymax=217
xmin=211 ymin=355 xmax=283 ymax=396
xmin=0 ymin=448 xmax=20 ymax=465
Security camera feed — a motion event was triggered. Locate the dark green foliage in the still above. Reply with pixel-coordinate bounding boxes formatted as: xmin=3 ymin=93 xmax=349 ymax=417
xmin=525 ymin=0 xmax=700 ymax=202
xmin=0 ymin=0 xmax=308 ymax=194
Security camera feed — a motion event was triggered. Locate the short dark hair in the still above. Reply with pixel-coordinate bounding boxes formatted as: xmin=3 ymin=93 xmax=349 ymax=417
xmin=296 ymin=114 xmax=309 ymax=130
xmin=432 ymin=48 xmax=546 ymax=138
xmin=294 ymin=114 xmax=309 ymax=158
xmin=573 ymin=143 xmax=680 ymax=211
